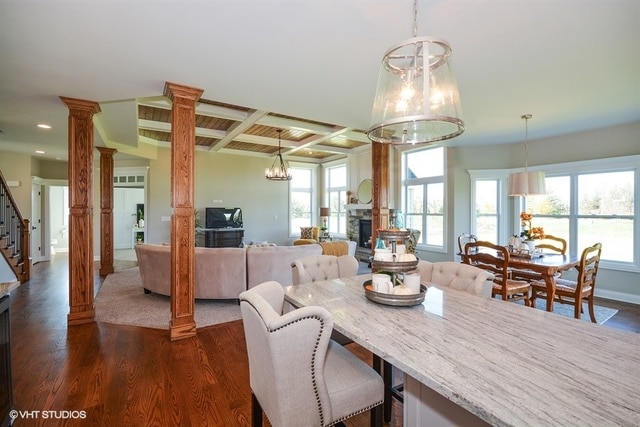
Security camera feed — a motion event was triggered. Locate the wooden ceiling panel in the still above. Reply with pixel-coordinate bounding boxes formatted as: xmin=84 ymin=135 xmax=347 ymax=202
xmin=226 ymin=140 xmax=279 ymax=154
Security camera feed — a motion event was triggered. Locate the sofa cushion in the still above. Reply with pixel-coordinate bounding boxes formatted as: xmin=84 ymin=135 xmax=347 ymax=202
xmin=246 ymin=244 xmax=323 ymax=289
xmin=195 ymin=247 xmax=246 ymax=299
xmin=135 ymin=243 xmax=246 ymax=300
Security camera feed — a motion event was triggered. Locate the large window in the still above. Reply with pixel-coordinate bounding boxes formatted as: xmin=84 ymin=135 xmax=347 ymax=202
xmin=289 ymin=167 xmax=314 ymax=235
xmin=325 ymin=164 xmax=347 ymax=236
xmin=526 ymin=170 xmax=635 ymax=264
xmin=470 ymin=155 xmax=639 ymax=271
xmin=402 ymin=147 xmax=445 ymax=249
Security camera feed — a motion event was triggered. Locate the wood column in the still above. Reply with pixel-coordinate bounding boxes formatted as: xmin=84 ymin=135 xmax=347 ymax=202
xmin=164 ymin=82 xmax=203 ymax=341
xmin=371 ymin=142 xmax=390 ymax=251
xmin=60 ymin=96 xmax=101 ymax=326
xmin=97 ymin=147 xmax=117 ymax=276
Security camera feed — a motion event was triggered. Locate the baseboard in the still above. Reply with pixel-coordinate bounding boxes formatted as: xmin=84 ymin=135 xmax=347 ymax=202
xmin=595 ymin=289 xmax=640 ymax=305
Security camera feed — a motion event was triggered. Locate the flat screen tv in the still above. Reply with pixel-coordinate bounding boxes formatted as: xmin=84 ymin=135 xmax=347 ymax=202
xmin=205 ymin=207 xmax=243 ymax=229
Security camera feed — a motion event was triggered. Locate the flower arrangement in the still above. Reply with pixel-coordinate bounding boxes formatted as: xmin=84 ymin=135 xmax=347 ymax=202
xmin=520 ymin=211 xmax=545 ymax=240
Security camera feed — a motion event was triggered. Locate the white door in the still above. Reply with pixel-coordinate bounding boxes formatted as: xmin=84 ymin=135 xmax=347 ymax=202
xmin=113 ymin=188 xmax=144 ymax=249
xmin=31 ymin=182 xmax=43 ymax=263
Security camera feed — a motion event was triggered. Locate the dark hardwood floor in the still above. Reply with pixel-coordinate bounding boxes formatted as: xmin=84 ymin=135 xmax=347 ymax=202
xmin=8 ymin=254 xmax=639 ymax=426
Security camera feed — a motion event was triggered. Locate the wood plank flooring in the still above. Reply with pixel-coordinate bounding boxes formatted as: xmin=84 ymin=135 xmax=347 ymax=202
xmin=8 ymin=254 xmax=639 ymax=426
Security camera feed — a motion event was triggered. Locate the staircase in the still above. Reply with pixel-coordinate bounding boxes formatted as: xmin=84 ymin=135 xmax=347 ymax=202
xmin=0 ymin=170 xmax=30 ymax=283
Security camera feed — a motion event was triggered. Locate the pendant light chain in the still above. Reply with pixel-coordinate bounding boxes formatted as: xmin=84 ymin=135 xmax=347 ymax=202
xmin=412 ymin=0 xmax=418 ymax=38
xmin=522 ymin=114 xmax=532 ymax=172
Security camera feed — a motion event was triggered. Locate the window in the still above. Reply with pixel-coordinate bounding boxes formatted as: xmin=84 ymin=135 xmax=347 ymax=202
xmin=470 ymin=155 xmax=639 ymax=271
xmin=475 ymin=180 xmax=499 ymax=243
xmin=526 ymin=170 xmax=635 ymax=264
xmin=325 ymin=164 xmax=347 ymax=236
xmin=289 ymin=167 xmax=314 ymax=236
xmin=402 ymin=147 xmax=445 ymax=249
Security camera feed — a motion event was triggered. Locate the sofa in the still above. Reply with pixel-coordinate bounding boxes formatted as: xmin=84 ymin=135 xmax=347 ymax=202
xmin=135 ymin=243 xmax=323 ymax=300
xmin=414 ymin=260 xmax=495 ymax=298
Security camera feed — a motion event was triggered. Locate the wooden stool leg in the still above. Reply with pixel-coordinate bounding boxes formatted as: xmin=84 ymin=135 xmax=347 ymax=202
xmin=251 ymin=392 xmax=263 ymax=427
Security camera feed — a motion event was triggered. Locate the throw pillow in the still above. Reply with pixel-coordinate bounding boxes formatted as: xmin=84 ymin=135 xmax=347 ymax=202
xmin=300 ymin=227 xmax=313 ymax=239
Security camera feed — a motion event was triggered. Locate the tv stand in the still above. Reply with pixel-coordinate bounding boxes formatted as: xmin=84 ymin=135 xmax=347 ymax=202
xmin=201 ymin=228 xmax=244 ymax=248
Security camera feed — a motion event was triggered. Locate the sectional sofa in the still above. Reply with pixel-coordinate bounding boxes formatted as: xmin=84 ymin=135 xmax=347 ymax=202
xmin=135 ymin=243 xmax=325 ymax=300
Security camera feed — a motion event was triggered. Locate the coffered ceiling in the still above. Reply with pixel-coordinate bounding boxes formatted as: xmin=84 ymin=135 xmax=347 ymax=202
xmin=136 ymin=97 xmax=371 ymax=162
xmin=0 ymin=1 xmax=638 ymax=163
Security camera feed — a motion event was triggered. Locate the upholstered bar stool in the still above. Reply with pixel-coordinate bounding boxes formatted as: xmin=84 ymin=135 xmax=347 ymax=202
xmin=240 ymin=281 xmax=383 ymax=427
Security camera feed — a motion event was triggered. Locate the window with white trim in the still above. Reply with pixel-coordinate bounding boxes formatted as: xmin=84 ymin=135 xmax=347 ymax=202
xmin=325 ymin=164 xmax=347 ymax=236
xmin=289 ymin=167 xmax=314 ymax=236
xmin=402 ymin=146 xmax=445 ymax=249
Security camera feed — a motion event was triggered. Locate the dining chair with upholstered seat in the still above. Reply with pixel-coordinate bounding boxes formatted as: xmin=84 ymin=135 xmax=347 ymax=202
xmin=291 ymin=254 xmax=359 ymax=285
xmin=530 ymin=242 xmax=602 ymax=322
xmin=292 ymin=254 xmax=359 ymax=346
xmin=463 ymin=240 xmax=531 ymax=306
xmin=240 ymin=281 xmax=384 ymax=427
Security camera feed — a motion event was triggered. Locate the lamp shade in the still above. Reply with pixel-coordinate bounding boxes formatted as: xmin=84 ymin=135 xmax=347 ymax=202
xmin=367 ymin=37 xmax=465 ymax=144
xmin=508 ymin=171 xmax=546 ymax=196
xmin=319 ymin=207 xmax=330 ymax=217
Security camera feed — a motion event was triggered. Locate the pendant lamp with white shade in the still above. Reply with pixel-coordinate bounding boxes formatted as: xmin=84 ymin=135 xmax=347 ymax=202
xmin=508 ymin=114 xmax=545 ymax=196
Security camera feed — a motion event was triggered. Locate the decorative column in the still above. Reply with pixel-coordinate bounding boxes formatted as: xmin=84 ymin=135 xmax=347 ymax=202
xmin=371 ymin=142 xmax=390 ymax=253
xmin=164 ymin=82 xmax=203 ymax=341
xmin=60 ymin=96 xmax=101 ymax=326
xmin=97 ymin=147 xmax=117 ymax=276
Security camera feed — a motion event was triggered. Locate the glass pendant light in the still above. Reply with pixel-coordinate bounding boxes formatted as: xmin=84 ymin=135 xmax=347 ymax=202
xmin=367 ymin=0 xmax=464 ymax=144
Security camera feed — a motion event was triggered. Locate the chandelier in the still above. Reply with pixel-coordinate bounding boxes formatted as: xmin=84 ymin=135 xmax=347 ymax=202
xmin=508 ymin=114 xmax=546 ymax=196
xmin=265 ymin=129 xmax=292 ymax=181
xmin=366 ymin=0 xmax=464 ymax=144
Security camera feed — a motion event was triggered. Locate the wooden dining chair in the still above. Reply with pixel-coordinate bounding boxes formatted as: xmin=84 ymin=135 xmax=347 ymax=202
xmin=463 ymin=241 xmax=531 ymax=306
xmin=530 ymin=242 xmax=602 ymax=322
xmin=511 ymin=234 xmax=568 ymax=282
xmin=456 ymin=233 xmax=477 ymax=261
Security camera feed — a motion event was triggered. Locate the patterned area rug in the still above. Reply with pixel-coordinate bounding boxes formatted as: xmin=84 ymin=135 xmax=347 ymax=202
xmin=95 ymin=267 xmax=241 ymax=330
xmin=522 ymin=298 xmax=617 ymax=324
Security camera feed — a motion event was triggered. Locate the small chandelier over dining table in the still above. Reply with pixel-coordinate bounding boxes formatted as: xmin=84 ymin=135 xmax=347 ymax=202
xmin=366 ymin=0 xmax=465 ymax=145
xmin=265 ymin=129 xmax=292 ymax=181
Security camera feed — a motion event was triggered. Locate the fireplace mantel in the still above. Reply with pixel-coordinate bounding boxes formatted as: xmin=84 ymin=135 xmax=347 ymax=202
xmin=345 ymin=203 xmax=371 ymax=213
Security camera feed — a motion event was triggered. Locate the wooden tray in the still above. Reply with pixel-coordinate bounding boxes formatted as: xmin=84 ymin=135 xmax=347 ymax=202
xmin=508 ymin=251 xmax=544 ymax=260
xmin=363 ymin=280 xmax=427 ymax=307
xmin=371 ymin=259 xmax=419 ymax=272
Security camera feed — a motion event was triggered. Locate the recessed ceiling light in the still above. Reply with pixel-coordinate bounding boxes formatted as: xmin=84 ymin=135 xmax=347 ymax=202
xmin=35 ymin=150 xmax=45 ymax=154
xmin=37 ymin=123 xmax=52 ymax=129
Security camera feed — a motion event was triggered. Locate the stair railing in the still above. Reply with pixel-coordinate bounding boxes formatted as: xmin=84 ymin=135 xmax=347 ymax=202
xmin=0 ymin=170 xmax=30 ymax=282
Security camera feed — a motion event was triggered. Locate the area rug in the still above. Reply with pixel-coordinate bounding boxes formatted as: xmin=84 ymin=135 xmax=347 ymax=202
xmin=523 ymin=299 xmax=617 ymax=324
xmin=95 ymin=267 xmax=241 ymax=330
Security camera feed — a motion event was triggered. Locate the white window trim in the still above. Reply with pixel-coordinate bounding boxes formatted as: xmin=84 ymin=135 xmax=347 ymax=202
xmin=402 ymin=146 xmax=448 ymax=254
xmin=288 ymin=162 xmax=319 ymax=238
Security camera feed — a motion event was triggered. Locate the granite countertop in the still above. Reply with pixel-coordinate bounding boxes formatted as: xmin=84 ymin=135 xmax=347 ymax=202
xmin=285 ymin=275 xmax=640 ymax=427
xmin=0 ymin=280 xmax=20 ymax=298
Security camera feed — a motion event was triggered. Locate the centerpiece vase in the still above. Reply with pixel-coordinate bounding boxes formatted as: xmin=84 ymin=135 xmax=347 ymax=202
xmin=524 ymin=240 xmax=536 ymax=253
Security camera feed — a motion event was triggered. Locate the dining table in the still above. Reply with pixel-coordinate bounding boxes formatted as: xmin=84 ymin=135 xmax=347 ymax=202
xmin=503 ymin=252 xmax=581 ymax=310
xmin=284 ymin=274 xmax=640 ymax=427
